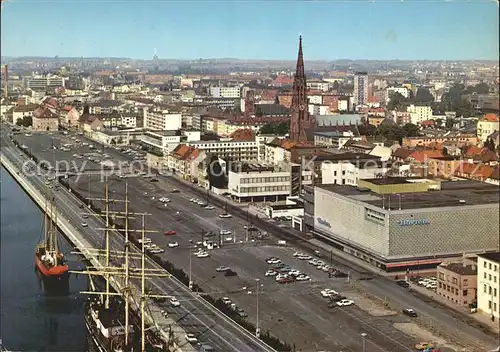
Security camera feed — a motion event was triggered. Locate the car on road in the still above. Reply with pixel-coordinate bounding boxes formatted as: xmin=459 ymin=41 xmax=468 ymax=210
xmin=164 ymin=230 xmax=176 ymax=236
xmin=218 ymin=213 xmax=232 ymax=218
xmin=204 ymin=205 xmax=215 ymax=210
xmin=138 ymin=237 xmax=152 ymax=244
xmin=149 ymin=248 xmax=165 ymax=254
xmin=189 ymin=198 xmax=197 ymax=202
xmin=298 ymin=254 xmax=312 ymax=260
xmin=219 ymin=230 xmax=232 ymax=235
xmin=224 ymin=270 xmax=238 ymax=277
xmin=329 ymin=294 xmax=347 ymax=302
xmin=169 ymin=297 xmax=180 ymax=307
xmin=150 ymin=178 xmax=159 ymax=182
xmin=266 ymin=258 xmax=281 ymax=264
xmin=415 ymin=342 xmax=435 ymax=351
xmin=82 ymin=214 xmax=89 ymax=219
xmin=81 ymin=222 xmax=88 ymax=227
xmin=403 ymin=308 xmax=418 ymax=317
xmin=336 ymin=299 xmax=354 ymax=307
xmin=236 ymin=309 xmax=248 ymax=318
xmin=196 ymin=252 xmax=209 ymax=258
xmin=396 ymin=280 xmax=410 ymax=288
xmin=321 ymin=289 xmax=338 ymax=298
xmin=168 ymin=242 xmax=179 ymax=248
xmin=184 ymin=334 xmax=197 ymax=344
xmin=171 ymin=189 xmax=180 ymax=193
xmin=216 ymin=266 xmax=230 ymax=272
xmin=159 ymin=197 xmax=171 ymax=203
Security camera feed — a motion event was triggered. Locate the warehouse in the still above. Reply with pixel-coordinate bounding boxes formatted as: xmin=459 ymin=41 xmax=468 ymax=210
xmin=311 ymin=178 xmax=500 ymax=272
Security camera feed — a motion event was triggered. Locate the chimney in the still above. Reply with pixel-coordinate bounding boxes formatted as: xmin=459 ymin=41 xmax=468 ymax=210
xmin=3 ymin=65 xmax=7 ymax=99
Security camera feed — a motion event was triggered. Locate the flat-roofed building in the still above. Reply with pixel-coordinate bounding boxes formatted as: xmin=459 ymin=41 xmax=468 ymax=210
xmin=437 ymin=262 xmax=477 ymax=307
xmin=140 ymin=130 xmax=186 ymax=154
xmin=477 ymin=252 xmax=500 ymax=320
xmin=188 ymin=140 xmax=258 ymax=161
xmin=227 ymin=162 xmax=312 ymax=202
xmin=308 ymin=178 xmax=499 ymax=272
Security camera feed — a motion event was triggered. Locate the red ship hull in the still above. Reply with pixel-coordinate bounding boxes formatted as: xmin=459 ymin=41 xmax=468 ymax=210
xmin=35 ymin=255 xmax=69 ymax=277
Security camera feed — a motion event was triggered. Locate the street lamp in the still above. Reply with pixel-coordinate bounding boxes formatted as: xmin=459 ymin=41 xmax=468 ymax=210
xmin=255 ymin=279 xmax=263 ymax=338
xmin=360 ymin=332 xmax=367 ymax=352
xmin=188 ymin=239 xmax=193 ymax=290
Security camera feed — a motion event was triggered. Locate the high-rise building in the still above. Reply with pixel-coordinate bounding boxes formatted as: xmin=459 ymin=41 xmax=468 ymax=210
xmin=353 ymin=72 xmax=368 ymax=107
xmin=290 ymin=36 xmax=316 ymax=142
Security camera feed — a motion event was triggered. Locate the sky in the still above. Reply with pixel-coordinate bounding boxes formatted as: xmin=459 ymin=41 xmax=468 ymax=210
xmin=0 ymin=0 xmax=498 ymax=60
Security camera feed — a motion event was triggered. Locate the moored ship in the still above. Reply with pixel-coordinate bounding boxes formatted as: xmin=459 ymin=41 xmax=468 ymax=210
xmin=35 ymin=197 xmax=69 ymax=279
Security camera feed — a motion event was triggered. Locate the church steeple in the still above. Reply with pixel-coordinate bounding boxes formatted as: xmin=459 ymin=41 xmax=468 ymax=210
xmin=290 ymin=35 xmax=315 ymax=142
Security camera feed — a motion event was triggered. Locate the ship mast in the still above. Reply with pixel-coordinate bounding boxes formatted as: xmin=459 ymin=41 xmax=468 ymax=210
xmin=43 ymin=198 xmax=48 ymax=245
xmin=48 ymin=198 xmax=54 ymax=252
xmin=53 ymin=199 xmax=59 ymax=258
xmin=71 ymin=179 xmax=170 ymax=351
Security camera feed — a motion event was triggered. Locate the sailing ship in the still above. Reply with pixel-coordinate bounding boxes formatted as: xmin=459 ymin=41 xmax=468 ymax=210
xmin=35 ymin=197 xmax=69 ymax=278
xmin=72 ymin=181 xmax=171 ymax=352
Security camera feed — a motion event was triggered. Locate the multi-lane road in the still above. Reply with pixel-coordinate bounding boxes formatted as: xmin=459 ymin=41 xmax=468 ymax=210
xmin=7 ymin=129 xmax=500 ymax=352
xmin=1 ymin=132 xmax=275 ymax=352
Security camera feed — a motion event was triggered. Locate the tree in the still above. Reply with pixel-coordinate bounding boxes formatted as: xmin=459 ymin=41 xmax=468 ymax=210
xmin=387 ymin=92 xmax=408 ymax=111
xmin=435 ymin=118 xmax=443 ymax=127
xmin=206 ymin=154 xmax=226 ymax=189
xmin=259 ymin=123 xmax=275 ymax=134
xmin=402 ymin=123 xmax=420 ymax=137
xmin=275 ymin=121 xmax=290 ymax=135
xmin=414 ymin=88 xmax=434 ymax=104
xmin=16 ymin=115 xmax=32 ymax=127
xmin=445 ymin=118 xmax=455 ymax=129
xmin=485 ymin=138 xmax=496 ymax=152
xmin=358 ymin=123 xmax=377 ymax=136
xmin=377 ymin=124 xmax=406 ymax=143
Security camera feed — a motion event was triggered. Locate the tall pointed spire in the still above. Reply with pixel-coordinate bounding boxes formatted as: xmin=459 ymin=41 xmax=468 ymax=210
xmin=295 ymin=35 xmax=305 ymax=78
xmin=290 ymin=35 xmax=315 ymax=142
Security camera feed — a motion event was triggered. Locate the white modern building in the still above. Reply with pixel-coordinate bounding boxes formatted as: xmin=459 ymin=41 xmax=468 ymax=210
xmin=407 ymin=104 xmax=433 ymax=124
xmin=477 ymin=252 xmax=500 ymax=320
xmin=188 ymin=140 xmax=258 ymax=161
xmin=256 ymin=134 xmax=286 ymax=161
xmin=143 ymin=108 xmax=182 ymax=131
xmin=140 ymin=131 xmax=186 ymax=154
xmin=210 ymin=86 xmax=241 ymax=98
xmin=227 ymin=162 xmax=312 ymax=202
xmin=24 ymin=74 xmax=65 ymax=90
xmin=321 ymin=159 xmax=389 ymax=186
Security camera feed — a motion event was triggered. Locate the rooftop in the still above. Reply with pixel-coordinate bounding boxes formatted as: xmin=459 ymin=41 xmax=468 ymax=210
xmin=439 ymin=262 xmax=477 ymax=276
xmin=317 ymin=180 xmax=499 ymax=210
xmin=477 ymin=252 xmax=500 ymax=264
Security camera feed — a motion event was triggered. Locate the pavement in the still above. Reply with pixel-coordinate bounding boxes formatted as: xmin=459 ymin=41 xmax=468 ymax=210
xmin=8 ymin=130 xmax=499 ymax=352
xmin=1 ymin=130 xmax=274 ymax=352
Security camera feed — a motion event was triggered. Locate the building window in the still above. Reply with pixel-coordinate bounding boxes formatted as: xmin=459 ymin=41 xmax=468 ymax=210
xmin=484 ymin=261 xmax=487 ymax=268
xmin=489 ymin=274 xmax=492 ymax=281
xmin=463 ymin=290 xmax=468 ymax=296
xmin=484 ymin=272 xmax=487 ymax=279
xmin=494 ymin=276 xmax=497 ymax=283
xmin=495 ymin=288 xmax=498 ymax=297
xmin=495 ymin=303 xmax=498 ymax=312
xmin=484 ymin=284 xmax=487 ymax=293
xmin=488 ymin=300 xmax=492 ymax=309
xmin=489 ymin=286 xmax=492 ymax=295
xmin=489 ymin=263 xmax=492 ymax=270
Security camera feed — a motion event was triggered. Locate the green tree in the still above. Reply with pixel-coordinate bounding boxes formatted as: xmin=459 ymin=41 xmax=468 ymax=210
xmin=387 ymin=92 xmax=408 ymax=111
xmin=358 ymin=123 xmax=377 ymax=136
xmin=16 ymin=115 xmax=33 ymax=127
xmin=259 ymin=123 xmax=275 ymax=134
xmin=435 ymin=118 xmax=443 ymax=127
xmin=402 ymin=123 xmax=420 ymax=137
xmin=377 ymin=124 xmax=405 ymax=143
xmin=445 ymin=118 xmax=455 ymax=129
xmin=414 ymin=88 xmax=435 ymax=104
xmin=275 ymin=121 xmax=290 ymax=135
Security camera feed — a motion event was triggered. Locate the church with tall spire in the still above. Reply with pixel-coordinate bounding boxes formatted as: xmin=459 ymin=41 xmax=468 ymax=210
xmin=290 ymin=36 xmax=316 ymax=142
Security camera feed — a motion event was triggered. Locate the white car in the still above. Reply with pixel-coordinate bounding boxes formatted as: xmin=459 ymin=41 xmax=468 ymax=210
xmin=205 ymin=205 xmax=215 ymax=210
xmin=275 ymin=273 xmax=289 ymax=281
xmin=196 ymin=252 xmax=209 ymax=258
xmin=81 ymin=222 xmax=88 ymax=227
xmin=150 ymin=248 xmax=165 ymax=254
xmin=314 ymin=261 xmax=326 ymax=267
xmin=293 ymin=251 xmax=304 ymax=257
xmin=160 ymin=197 xmax=171 ymax=203
xmin=288 ymin=270 xmax=301 ymax=276
xmin=222 ymin=297 xmax=231 ymax=305
xmin=321 ymin=289 xmax=338 ymax=298
xmin=266 ymin=258 xmax=281 ymax=264
xmin=220 ymin=230 xmax=232 ymax=235
xmin=189 ymin=198 xmax=196 ymax=202
xmin=265 ymin=270 xmax=277 ymax=276
xmin=185 ymin=334 xmax=198 ymax=344
xmin=138 ymin=238 xmax=152 ymax=244
xmin=336 ymin=299 xmax=354 ymax=307
xmin=168 ymin=242 xmax=179 ymax=248
xmin=298 ymin=255 xmax=312 ymax=260
xmin=296 ymin=275 xmax=310 ymax=281
xmin=219 ymin=213 xmax=232 ymax=218
xmin=170 ymin=297 xmax=180 ymax=307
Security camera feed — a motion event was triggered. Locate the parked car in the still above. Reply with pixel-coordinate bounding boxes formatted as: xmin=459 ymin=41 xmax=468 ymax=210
xmin=164 ymin=230 xmax=176 ymax=236
xmin=321 ymin=289 xmax=338 ymax=298
xmin=196 ymin=252 xmax=209 ymax=258
xmin=403 ymin=308 xmax=418 ymax=317
xmin=171 ymin=188 xmax=180 ymax=193
xmin=224 ymin=270 xmax=238 ymax=277
xmin=216 ymin=266 xmax=230 ymax=272
xmin=219 ymin=213 xmax=232 ymax=218
xmin=168 ymin=242 xmax=179 ymax=248
xmin=170 ymin=297 xmax=180 ymax=307
xmin=336 ymin=299 xmax=354 ymax=307
xmin=415 ymin=342 xmax=435 ymax=351
xmin=329 ymin=294 xmax=347 ymax=302
xmin=184 ymin=334 xmax=197 ymax=344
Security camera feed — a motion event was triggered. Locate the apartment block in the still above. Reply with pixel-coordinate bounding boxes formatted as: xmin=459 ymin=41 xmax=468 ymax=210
xmin=477 ymin=114 xmax=499 ymax=143
xmin=187 ymin=140 xmax=258 ymax=161
xmin=436 ymin=262 xmax=477 ymax=307
xmin=477 ymin=252 xmax=500 ymax=320
xmin=143 ymin=108 xmax=182 ymax=131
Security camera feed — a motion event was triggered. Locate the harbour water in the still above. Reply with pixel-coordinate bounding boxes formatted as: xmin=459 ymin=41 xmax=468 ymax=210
xmin=0 ymin=166 xmax=88 ymax=351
